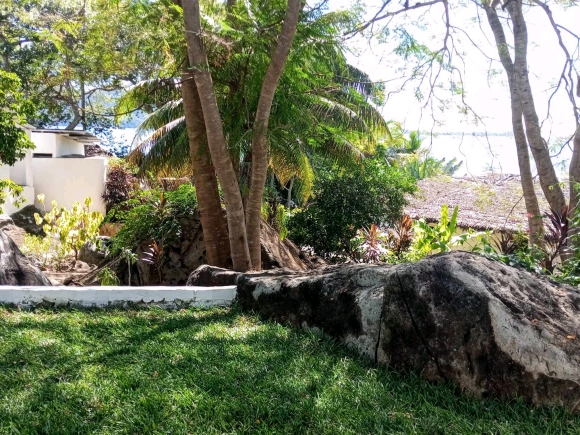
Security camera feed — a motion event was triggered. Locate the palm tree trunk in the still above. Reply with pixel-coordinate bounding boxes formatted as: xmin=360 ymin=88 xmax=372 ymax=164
xmin=507 ymin=0 xmax=566 ymax=214
xmin=182 ymin=0 xmax=251 ymax=271
xmin=246 ymin=0 xmax=302 ymax=268
xmin=181 ymin=68 xmax=232 ymax=268
xmin=484 ymin=4 xmax=545 ymax=248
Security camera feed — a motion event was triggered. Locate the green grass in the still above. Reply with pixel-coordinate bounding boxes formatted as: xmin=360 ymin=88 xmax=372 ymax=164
xmin=0 ymin=307 xmax=578 ymax=435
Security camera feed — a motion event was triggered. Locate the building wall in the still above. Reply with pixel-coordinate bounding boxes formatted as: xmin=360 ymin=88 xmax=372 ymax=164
xmin=56 ymin=136 xmax=85 ymax=156
xmin=31 ymin=157 xmax=107 ymax=214
xmin=0 ymin=185 xmax=35 ymax=215
xmin=9 ymin=150 xmax=33 ymax=186
xmin=30 ymin=132 xmax=56 ymax=155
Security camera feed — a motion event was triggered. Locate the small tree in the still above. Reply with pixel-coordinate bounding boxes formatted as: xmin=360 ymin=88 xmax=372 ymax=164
xmin=35 ymin=195 xmax=104 ymax=267
xmin=288 ymin=158 xmax=416 ymax=259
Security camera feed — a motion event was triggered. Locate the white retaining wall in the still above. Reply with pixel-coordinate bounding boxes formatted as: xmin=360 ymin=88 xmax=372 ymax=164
xmin=0 ymin=286 xmax=237 ymax=309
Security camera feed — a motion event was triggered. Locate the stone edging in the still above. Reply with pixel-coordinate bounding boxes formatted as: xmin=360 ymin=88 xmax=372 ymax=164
xmin=0 ymin=285 xmax=237 ymax=309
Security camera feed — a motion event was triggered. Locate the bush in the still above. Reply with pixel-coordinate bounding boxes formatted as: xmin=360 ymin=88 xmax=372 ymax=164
xmin=109 ymin=183 xmax=198 ymax=256
xmin=28 ymin=196 xmax=103 ymax=269
xmin=102 ymin=159 xmax=138 ymax=214
xmin=288 ymin=159 xmax=416 ymax=259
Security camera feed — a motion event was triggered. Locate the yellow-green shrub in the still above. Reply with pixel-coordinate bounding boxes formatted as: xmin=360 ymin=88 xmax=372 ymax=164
xmin=34 ymin=195 xmax=104 ymax=266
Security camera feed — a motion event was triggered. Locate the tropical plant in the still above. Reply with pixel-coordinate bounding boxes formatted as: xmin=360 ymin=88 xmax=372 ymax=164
xmin=386 ymin=214 xmax=414 ymax=257
xmin=492 ymin=231 xmax=528 ymax=255
xmin=109 ymin=183 xmax=199 ymax=272
xmin=96 ymin=267 xmax=120 ymax=286
xmin=115 ymin=2 xmax=388 ymax=270
xmin=353 ymin=224 xmax=389 ymax=263
xmin=32 ymin=195 xmax=104 ymax=269
xmin=540 ymin=206 xmax=570 ymax=274
xmin=408 ymin=205 xmax=476 ymax=260
xmin=288 ymin=158 xmax=416 ymax=260
xmin=380 ymin=130 xmax=462 ymax=180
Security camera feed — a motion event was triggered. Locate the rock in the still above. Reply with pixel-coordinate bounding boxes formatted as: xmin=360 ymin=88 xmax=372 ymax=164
xmin=73 ymin=260 xmax=92 ymax=273
xmin=260 ymin=221 xmax=323 ymax=271
xmin=1 ymin=224 xmax=26 ymax=247
xmin=0 ymin=229 xmax=52 ymax=286
xmin=10 ymin=205 xmax=45 ymax=236
xmin=186 ymin=265 xmax=242 ymax=287
xmin=79 ymin=236 xmax=110 ymax=266
xmin=237 ymin=251 xmax=580 ymax=413
xmin=157 ymin=213 xmax=207 ymax=285
xmin=0 ymin=215 xmax=13 ymax=229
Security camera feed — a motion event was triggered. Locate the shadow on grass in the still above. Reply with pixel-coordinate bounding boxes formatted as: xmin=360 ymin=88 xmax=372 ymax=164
xmin=0 ymin=305 xmax=578 ymax=435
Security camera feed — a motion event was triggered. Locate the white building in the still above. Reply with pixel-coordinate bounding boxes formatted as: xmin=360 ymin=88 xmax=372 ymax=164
xmin=0 ymin=125 xmax=108 ymax=215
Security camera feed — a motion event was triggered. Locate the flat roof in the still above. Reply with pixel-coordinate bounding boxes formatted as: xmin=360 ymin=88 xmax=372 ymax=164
xmin=30 ymin=129 xmax=104 ymax=144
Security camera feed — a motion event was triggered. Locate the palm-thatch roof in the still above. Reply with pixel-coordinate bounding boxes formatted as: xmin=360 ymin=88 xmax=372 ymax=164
xmin=404 ymin=174 xmax=560 ymax=232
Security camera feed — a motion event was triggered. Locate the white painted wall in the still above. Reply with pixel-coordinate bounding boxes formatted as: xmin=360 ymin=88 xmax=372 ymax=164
xmin=0 ymin=286 xmax=237 ymax=308
xmin=30 ymin=132 xmax=56 ymax=155
xmin=0 ymin=186 xmax=35 ymax=215
xmin=56 ymin=136 xmax=85 ymax=156
xmin=32 ymin=157 xmax=107 ymax=214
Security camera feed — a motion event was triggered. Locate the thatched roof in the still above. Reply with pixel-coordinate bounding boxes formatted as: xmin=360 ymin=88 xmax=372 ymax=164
xmin=84 ymin=145 xmax=114 ymax=157
xmin=404 ymin=174 xmax=558 ymax=232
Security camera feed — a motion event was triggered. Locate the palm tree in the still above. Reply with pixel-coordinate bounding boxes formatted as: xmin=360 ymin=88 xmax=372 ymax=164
xmin=116 ymin=4 xmax=390 ymax=268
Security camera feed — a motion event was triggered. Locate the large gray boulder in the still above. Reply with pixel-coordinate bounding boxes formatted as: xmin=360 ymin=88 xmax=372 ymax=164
xmin=237 ymin=251 xmax=580 ymax=412
xmin=186 ymin=265 xmax=241 ymax=287
xmin=10 ymin=205 xmax=45 ymax=236
xmin=0 ymin=215 xmax=13 ymax=229
xmin=0 ymin=229 xmax=52 ymax=286
xmin=79 ymin=236 xmax=110 ymax=266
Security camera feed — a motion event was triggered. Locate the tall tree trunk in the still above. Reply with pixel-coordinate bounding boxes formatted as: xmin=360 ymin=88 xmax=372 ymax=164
xmin=246 ymin=0 xmax=302 ymax=268
xmin=570 ymin=74 xmax=580 ymax=218
xmin=484 ymin=4 xmax=545 ymax=248
xmin=80 ymin=80 xmax=86 ymax=131
xmin=182 ymin=0 xmax=251 ymax=271
xmin=182 ymin=68 xmax=232 ymax=268
xmin=507 ymin=0 xmax=566 ymax=214
xmin=570 ymin=125 xmax=580 ymax=217
xmin=286 ymin=177 xmax=294 ymax=208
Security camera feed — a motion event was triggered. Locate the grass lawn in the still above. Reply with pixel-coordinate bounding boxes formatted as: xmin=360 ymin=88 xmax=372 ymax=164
xmin=0 ymin=306 xmax=578 ymax=435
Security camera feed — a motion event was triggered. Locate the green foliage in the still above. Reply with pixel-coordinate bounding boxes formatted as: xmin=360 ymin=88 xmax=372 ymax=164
xmin=0 ymin=307 xmax=576 ymax=433
xmin=96 ymin=267 xmax=120 ymax=286
xmin=379 ymin=130 xmax=462 ymax=180
xmin=109 ymin=184 xmax=198 ymax=256
xmin=351 ymin=224 xmax=390 ymax=263
xmin=33 ymin=195 xmax=104 ymax=268
xmin=119 ymin=4 xmax=387 ymax=204
xmin=21 ymin=234 xmax=52 ymax=269
xmin=473 ymin=231 xmax=544 ymax=274
xmin=407 ymin=205 xmax=478 ymax=261
xmin=288 ymin=158 xmax=416 ymax=259
xmin=0 ymin=178 xmax=24 ymax=214
xmin=102 ymin=159 xmax=138 ymax=213
xmin=2 ymin=0 xmax=175 ymax=139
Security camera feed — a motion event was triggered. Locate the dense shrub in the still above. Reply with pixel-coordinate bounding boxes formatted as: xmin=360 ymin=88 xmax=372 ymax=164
xmin=288 ymin=159 xmax=416 ymax=259
xmin=23 ymin=196 xmax=103 ymax=269
xmin=102 ymin=159 xmax=138 ymax=214
xmin=110 ymin=183 xmax=198 ymax=255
